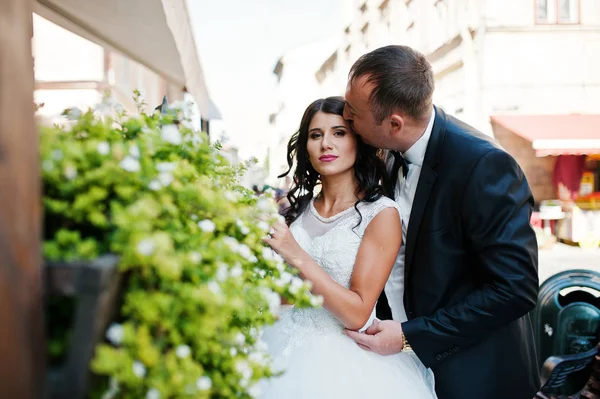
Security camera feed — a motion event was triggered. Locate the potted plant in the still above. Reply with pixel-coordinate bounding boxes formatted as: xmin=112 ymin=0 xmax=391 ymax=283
xmin=40 ymin=93 xmax=319 ymax=398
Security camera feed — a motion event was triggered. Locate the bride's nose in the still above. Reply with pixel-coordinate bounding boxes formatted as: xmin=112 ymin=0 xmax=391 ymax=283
xmin=321 ymin=133 xmax=333 ymax=150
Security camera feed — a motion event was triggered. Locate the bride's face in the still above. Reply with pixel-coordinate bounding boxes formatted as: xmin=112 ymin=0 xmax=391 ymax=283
xmin=306 ymin=111 xmax=357 ymax=177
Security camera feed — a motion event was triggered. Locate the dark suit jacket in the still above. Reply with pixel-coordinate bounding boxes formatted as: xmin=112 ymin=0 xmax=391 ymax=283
xmin=377 ymin=106 xmax=541 ymax=399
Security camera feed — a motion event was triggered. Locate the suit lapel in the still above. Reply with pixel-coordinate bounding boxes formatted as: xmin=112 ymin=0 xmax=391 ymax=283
xmin=404 ymin=106 xmax=447 ymax=279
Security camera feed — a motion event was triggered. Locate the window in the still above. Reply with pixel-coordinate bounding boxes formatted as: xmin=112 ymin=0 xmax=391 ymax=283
xmin=361 ymin=23 xmax=369 ymax=48
xmin=379 ymin=0 xmax=391 ymax=22
xmin=535 ymin=0 xmax=579 ymax=24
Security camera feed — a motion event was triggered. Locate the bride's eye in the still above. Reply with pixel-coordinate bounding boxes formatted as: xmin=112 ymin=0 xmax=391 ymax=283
xmin=334 ymin=130 xmax=346 ymax=136
xmin=309 ymin=133 xmax=322 ymax=139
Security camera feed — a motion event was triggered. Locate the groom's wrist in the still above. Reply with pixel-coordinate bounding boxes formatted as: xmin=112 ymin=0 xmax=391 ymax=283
xmin=401 ymin=332 xmax=412 ymax=352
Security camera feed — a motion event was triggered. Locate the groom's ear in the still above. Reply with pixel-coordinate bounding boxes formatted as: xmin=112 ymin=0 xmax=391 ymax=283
xmin=389 ymin=114 xmax=404 ymax=135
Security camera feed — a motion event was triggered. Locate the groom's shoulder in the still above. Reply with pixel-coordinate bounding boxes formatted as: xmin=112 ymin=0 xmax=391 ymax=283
xmin=446 ymin=115 xmax=502 ymax=152
xmin=442 ymin=113 xmax=502 ymax=157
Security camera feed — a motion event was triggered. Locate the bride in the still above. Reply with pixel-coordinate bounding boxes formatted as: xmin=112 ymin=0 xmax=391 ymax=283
xmin=260 ymin=96 xmax=436 ymax=398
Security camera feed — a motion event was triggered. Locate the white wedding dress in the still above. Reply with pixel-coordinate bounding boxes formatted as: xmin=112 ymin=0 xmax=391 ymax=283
xmin=260 ymin=197 xmax=437 ymax=398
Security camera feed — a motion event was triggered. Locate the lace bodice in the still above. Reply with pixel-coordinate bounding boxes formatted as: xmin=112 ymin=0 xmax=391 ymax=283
xmin=280 ymin=196 xmax=401 ymax=355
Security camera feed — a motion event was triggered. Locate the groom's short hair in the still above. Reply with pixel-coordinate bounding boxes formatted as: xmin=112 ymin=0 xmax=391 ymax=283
xmin=349 ymin=45 xmax=434 ymax=124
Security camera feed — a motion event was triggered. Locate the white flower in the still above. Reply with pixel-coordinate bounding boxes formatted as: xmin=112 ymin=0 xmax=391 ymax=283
xmin=237 ymin=244 xmax=253 ymax=260
xmin=42 ymin=160 xmax=54 ymax=172
xmin=289 ymin=276 xmax=305 ymax=294
xmin=279 ymin=271 xmax=293 ymax=285
xmin=191 ymin=214 xmax=198 ymax=221
xmin=191 ymin=133 xmax=204 ymax=147
xmin=207 ymin=281 xmax=222 ymax=296
xmin=146 ymin=388 xmax=161 ymax=399
xmin=190 ymin=252 xmax=202 ymax=263
xmin=257 ymin=221 xmax=270 ymax=232
xmin=262 ymin=247 xmax=275 ymax=261
xmin=136 ymin=239 xmax=155 ymax=256
xmin=262 ymin=247 xmax=283 ymax=263
xmin=148 ymin=180 xmax=162 ymax=191
xmin=120 ymin=156 xmax=140 ymax=172
xmin=156 ymin=162 xmax=177 ymax=173
xmin=129 ymin=144 xmax=140 ymax=158
xmin=132 ymin=361 xmax=146 ymax=378
xmin=52 ymin=149 xmax=63 ymax=160
xmin=216 ymin=263 xmax=229 ymax=282
xmin=310 ymin=294 xmax=324 ymax=307
xmin=249 ymin=327 xmax=259 ymax=338
xmin=161 ymin=124 xmax=182 ymax=145
xmin=255 ymin=268 xmax=266 ymax=278
xmin=255 ymin=339 xmax=269 ymax=352
xmin=249 ymin=351 xmax=267 ymax=365
xmin=196 ymin=376 xmax=212 ymax=391
xmin=223 ymin=236 xmax=239 ymax=249
xmin=235 ymin=332 xmax=246 ymax=346
xmin=236 ymin=220 xmax=250 ymax=235
xmin=106 ymin=323 xmax=124 ymax=345
xmin=257 ymin=198 xmax=274 ymax=212
xmin=230 ymin=264 xmax=243 ymax=278
xmin=158 ymin=172 xmax=173 ymax=187
xmin=274 ymin=278 xmax=285 ymax=288
xmin=225 ymin=191 xmax=239 ymax=202
xmin=249 ymin=255 xmax=258 ymax=263
xmin=248 ymin=383 xmax=262 ymax=398
xmin=198 ymin=219 xmax=216 ymax=233
xmin=175 ymin=344 xmax=191 ymax=359
xmin=230 ymin=347 xmax=238 ymax=357
xmin=235 ymin=360 xmax=253 ymax=380
xmin=101 ymin=378 xmax=120 ymax=399
xmin=260 ymin=287 xmax=281 ymax=313
xmin=97 ymin=142 xmax=110 ymax=155
xmin=64 ymin=165 xmax=77 ymax=180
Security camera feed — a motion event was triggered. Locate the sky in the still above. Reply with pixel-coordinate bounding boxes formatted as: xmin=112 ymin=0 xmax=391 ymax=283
xmin=188 ymin=0 xmax=353 ymax=161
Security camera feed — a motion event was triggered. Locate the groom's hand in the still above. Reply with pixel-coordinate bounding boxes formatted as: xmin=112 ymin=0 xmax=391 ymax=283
xmin=344 ymin=319 xmax=404 ymax=356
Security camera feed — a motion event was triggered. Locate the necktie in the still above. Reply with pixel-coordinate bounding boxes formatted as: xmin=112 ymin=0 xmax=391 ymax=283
xmin=390 ymin=150 xmax=410 ymax=180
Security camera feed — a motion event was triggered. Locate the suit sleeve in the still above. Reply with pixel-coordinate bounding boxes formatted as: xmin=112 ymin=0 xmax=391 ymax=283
xmin=401 ymin=149 xmax=539 ymax=368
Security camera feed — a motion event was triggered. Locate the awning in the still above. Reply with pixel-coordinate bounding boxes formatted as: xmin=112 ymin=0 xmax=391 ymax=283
xmin=491 ymin=114 xmax=600 ymax=157
xmin=33 ymin=0 xmax=211 ymax=117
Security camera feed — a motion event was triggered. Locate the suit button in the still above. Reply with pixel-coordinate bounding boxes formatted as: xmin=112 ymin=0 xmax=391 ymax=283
xmin=435 ymin=355 xmax=442 ymax=361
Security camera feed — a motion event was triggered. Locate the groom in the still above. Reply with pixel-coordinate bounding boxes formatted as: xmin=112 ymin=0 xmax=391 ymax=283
xmin=343 ymin=45 xmax=540 ymax=399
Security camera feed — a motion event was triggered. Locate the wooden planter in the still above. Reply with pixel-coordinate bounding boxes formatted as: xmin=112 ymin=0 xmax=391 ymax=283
xmin=44 ymin=255 xmax=122 ymax=399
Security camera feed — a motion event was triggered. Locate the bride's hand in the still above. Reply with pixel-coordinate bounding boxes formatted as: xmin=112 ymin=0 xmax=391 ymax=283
xmin=263 ymin=221 xmax=304 ymax=266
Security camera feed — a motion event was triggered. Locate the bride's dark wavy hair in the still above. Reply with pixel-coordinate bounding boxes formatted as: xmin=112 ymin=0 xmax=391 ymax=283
xmin=278 ymin=96 xmax=394 ymax=226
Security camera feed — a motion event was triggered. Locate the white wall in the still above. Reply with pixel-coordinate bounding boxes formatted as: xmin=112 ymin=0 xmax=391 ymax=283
xmin=482 ymin=29 xmax=600 ymax=116
xmin=33 ymin=14 xmax=104 ymax=82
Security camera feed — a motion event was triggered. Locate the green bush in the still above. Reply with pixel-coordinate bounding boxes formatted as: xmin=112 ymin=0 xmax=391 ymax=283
xmin=40 ymin=94 xmax=319 ymax=398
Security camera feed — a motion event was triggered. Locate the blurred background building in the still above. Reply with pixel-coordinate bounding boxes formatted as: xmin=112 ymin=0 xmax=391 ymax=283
xmin=32 ymin=0 xmax=222 ymax=134
xmin=268 ymin=0 xmax=600 ymax=246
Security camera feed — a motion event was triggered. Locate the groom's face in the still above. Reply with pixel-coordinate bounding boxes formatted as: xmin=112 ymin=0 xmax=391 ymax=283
xmin=344 ymin=76 xmax=389 ymax=148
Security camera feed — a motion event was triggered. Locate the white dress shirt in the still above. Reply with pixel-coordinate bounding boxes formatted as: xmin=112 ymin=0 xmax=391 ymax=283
xmin=384 ymin=108 xmax=436 ymax=322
